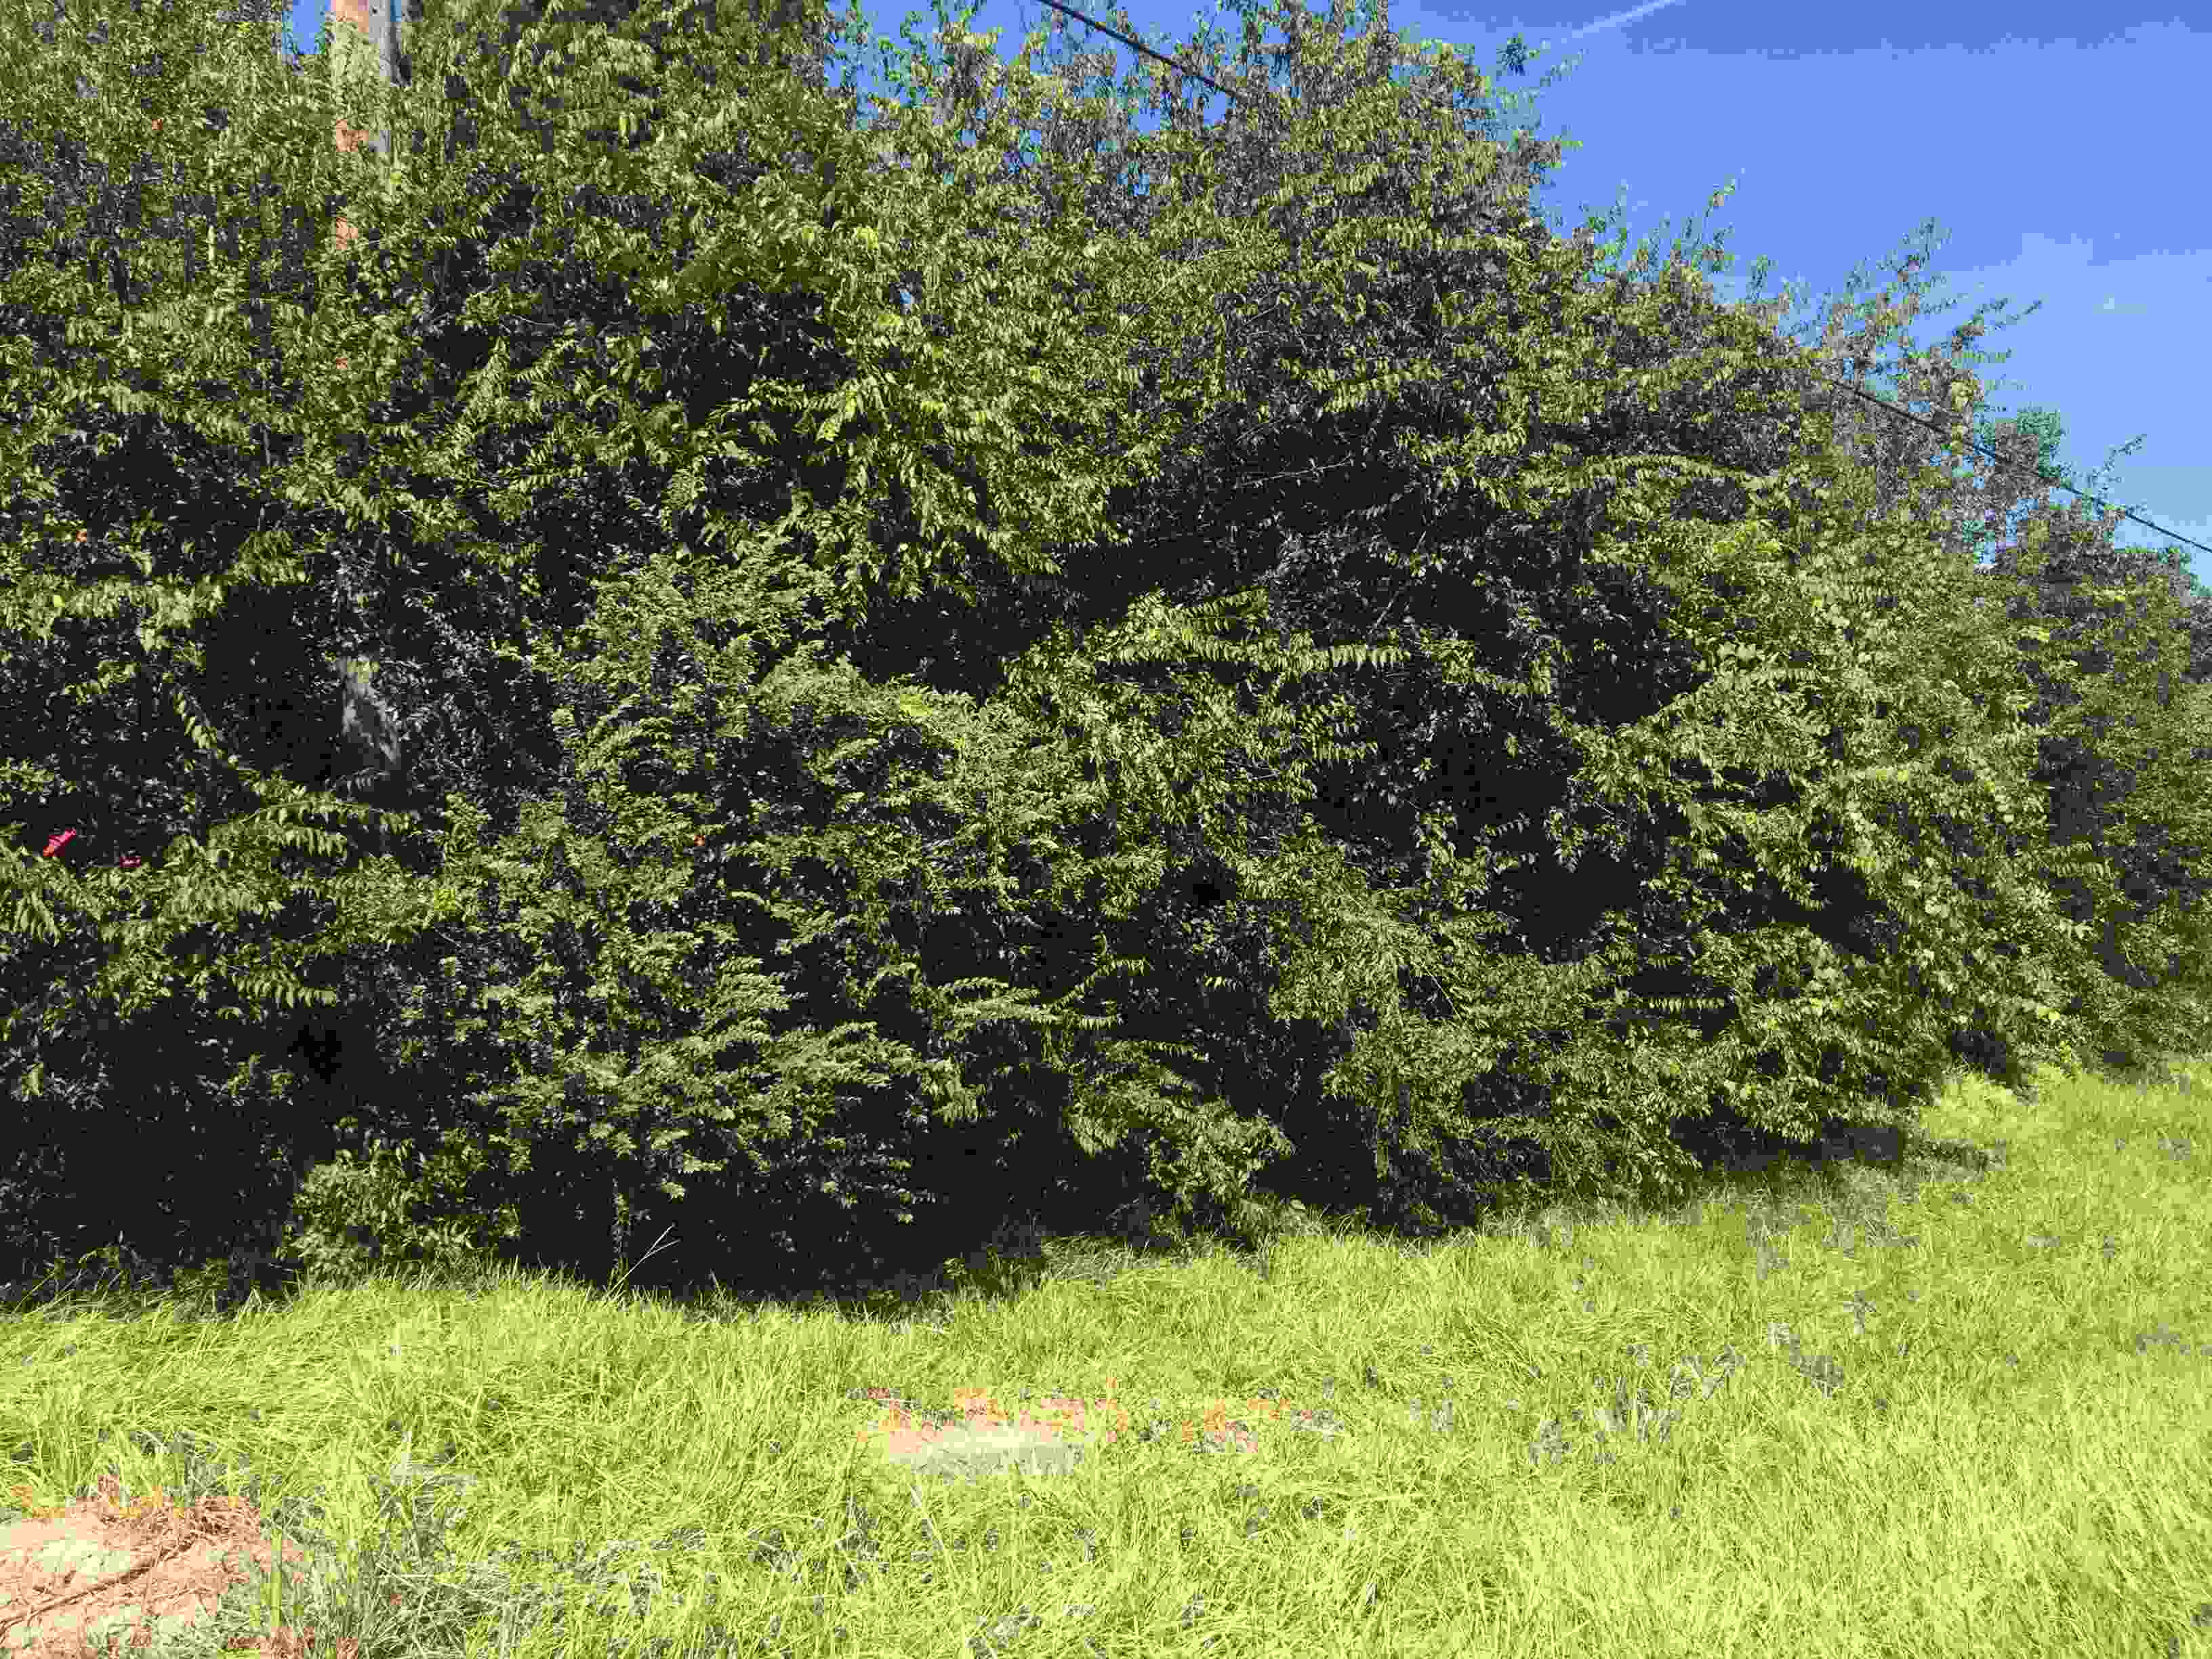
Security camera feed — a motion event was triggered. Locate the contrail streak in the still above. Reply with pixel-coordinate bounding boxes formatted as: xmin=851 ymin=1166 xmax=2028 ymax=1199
xmin=1566 ymin=0 xmax=1692 ymax=42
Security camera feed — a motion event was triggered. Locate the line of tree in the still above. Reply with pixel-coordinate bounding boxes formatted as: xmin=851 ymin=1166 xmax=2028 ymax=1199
xmin=2 ymin=0 xmax=2208 ymax=1319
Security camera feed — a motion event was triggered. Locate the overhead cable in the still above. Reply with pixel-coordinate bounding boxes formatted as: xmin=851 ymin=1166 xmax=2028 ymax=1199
xmin=28 ymin=0 xmax=2206 ymax=563
xmin=996 ymin=0 xmax=2209 ymax=564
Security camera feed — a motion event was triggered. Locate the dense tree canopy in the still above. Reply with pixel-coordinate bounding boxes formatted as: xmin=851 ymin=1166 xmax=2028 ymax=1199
xmin=3 ymin=0 xmax=2207 ymax=1312
xmin=814 ymin=0 xmax=2212 ymax=1208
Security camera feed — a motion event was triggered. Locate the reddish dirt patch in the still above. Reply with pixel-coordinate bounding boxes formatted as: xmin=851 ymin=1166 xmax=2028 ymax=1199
xmin=0 ymin=1471 xmax=392 ymax=1657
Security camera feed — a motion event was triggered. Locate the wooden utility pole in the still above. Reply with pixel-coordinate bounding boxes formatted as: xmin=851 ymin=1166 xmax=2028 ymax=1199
xmin=33 ymin=0 xmax=377 ymax=262
xmin=315 ymin=0 xmax=865 ymax=258
xmin=324 ymin=0 xmax=405 ymax=258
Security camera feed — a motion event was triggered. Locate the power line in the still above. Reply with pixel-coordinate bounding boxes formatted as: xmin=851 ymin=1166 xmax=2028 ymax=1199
xmin=1003 ymin=0 xmax=2210 ymax=565
xmin=25 ymin=0 xmax=2206 ymax=565
xmin=1804 ymin=375 xmax=2208 ymax=563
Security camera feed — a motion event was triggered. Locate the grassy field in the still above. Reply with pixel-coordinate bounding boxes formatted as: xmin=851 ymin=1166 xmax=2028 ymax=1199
xmin=3 ymin=1043 xmax=2209 ymax=1658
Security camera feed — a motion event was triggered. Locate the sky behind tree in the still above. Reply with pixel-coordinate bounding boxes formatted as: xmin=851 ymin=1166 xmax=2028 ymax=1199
xmin=239 ymin=0 xmax=2207 ymax=586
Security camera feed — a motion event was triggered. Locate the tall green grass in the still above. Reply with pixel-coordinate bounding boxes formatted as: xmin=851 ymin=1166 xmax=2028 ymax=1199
xmin=3 ymin=1046 xmax=2208 ymax=1658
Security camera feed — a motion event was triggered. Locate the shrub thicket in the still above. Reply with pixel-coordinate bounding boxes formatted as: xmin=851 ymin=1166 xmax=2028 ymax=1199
xmin=3 ymin=0 xmax=2207 ymax=1314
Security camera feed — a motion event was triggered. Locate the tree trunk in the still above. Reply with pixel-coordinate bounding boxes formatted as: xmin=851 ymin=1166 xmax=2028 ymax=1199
xmin=325 ymin=0 xmax=404 ymax=257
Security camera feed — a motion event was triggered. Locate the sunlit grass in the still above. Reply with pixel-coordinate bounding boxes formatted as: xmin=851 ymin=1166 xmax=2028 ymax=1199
xmin=3 ymin=1048 xmax=2209 ymax=1658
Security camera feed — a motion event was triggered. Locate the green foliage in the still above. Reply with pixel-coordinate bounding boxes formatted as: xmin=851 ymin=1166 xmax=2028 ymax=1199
xmin=1825 ymin=353 xmax=2212 ymax=1086
xmin=2 ymin=0 xmax=2207 ymax=1315
xmin=1975 ymin=403 xmax=2079 ymax=495
xmin=1949 ymin=512 xmax=2212 ymax=1085
xmin=1678 ymin=243 xmax=2212 ymax=1101
xmin=815 ymin=2 xmax=2212 ymax=1231
xmin=241 ymin=1122 xmax=514 ymax=1295
xmin=0 ymin=0 xmax=1341 ymax=1299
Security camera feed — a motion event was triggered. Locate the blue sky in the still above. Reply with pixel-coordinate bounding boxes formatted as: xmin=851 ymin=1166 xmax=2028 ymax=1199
xmin=260 ymin=0 xmax=2209 ymax=588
